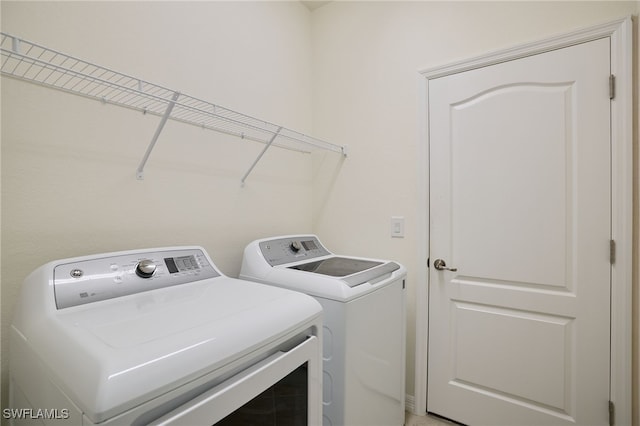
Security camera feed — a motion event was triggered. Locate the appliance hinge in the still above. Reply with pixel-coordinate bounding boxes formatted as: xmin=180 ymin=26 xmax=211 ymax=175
xmin=610 ymin=240 xmax=616 ymax=265
xmin=609 ymin=400 xmax=615 ymax=426
xmin=609 ymin=74 xmax=615 ymax=100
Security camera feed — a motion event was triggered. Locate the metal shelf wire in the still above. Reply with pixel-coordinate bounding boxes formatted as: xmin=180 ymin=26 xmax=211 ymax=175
xmin=0 ymin=32 xmax=346 ymax=182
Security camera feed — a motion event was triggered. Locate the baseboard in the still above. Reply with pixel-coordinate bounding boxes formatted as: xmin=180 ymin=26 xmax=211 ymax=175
xmin=405 ymin=394 xmax=416 ymax=414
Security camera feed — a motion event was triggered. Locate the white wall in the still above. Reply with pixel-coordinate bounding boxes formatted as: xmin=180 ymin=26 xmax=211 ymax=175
xmin=0 ymin=0 xmax=322 ymax=409
xmin=310 ymin=0 xmax=639 ymax=420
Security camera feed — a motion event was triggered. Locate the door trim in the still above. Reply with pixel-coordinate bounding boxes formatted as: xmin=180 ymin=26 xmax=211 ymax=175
xmin=414 ymin=16 xmax=633 ymax=425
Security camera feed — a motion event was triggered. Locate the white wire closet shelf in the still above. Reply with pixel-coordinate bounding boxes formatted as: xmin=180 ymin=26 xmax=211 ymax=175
xmin=0 ymin=32 xmax=346 ymax=182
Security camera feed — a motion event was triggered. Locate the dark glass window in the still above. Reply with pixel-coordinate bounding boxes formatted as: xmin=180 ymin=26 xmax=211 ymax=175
xmin=216 ymin=363 xmax=308 ymax=426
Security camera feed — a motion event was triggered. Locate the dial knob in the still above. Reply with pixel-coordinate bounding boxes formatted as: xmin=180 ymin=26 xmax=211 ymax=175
xmin=135 ymin=259 xmax=156 ymax=278
xmin=290 ymin=241 xmax=302 ymax=252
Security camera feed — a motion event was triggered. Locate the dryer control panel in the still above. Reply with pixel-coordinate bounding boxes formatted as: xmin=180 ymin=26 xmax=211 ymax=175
xmin=259 ymin=235 xmax=331 ymax=266
xmin=53 ymin=248 xmax=219 ymax=309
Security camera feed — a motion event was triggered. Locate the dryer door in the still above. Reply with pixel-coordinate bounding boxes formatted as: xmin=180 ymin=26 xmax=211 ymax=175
xmin=149 ymin=336 xmax=321 ymax=426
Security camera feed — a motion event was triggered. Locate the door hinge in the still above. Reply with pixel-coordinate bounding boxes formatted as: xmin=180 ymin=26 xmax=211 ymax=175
xmin=609 ymin=74 xmax=615 ymax=100
xmin=610 ymin=240 xmax=616 ymax=265
xmin=609 ymin=400 xmax=615 ymax=426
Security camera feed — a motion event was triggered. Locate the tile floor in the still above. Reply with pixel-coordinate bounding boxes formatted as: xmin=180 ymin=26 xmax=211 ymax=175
xmin=405 ymin=412 xmax=459 ymax=426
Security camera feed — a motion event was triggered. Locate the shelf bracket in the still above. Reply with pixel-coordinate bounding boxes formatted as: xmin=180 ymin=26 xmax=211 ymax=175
xmin=11 ymin=35 xmax=20 ymax=54
xmin=241 ymin=126 xmax=283 ymax=186
xmin=136 ymin=91 xmax=181 ymax=180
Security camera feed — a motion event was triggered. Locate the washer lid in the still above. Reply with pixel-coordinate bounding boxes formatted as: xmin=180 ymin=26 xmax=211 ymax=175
xmin=288 ymin=257 xmax=382 ymax=276
xmin=288 ymin=257 xmax=400 ymax=287
xmin=13 ymin=274 xmax=322 ymax=424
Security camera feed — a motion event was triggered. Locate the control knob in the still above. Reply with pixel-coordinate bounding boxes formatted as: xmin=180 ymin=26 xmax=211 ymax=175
xmin=135 ymin=259 xmax=157 ymax=278
xmin=290 ymin=241 xmax=302 ymax=252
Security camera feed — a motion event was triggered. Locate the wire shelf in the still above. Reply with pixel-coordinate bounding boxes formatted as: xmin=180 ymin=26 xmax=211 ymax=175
xmin=0 ymin=32 xmax=346 ymax=181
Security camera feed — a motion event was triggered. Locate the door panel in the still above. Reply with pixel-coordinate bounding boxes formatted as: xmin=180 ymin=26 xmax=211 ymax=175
xmin=453 ymin=302 xmax=571 ymax=409
xmin=428 ymin=38 xmax=611 ymax=426
xmin=452 ymin=84 xmax=572 ymax=290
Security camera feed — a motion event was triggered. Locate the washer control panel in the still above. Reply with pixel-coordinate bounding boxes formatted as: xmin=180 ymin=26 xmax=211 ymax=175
xmin=53 ymin=248 xmax=219 ymax=309
xmin=258 ymin=235 xmax=331 ymax=266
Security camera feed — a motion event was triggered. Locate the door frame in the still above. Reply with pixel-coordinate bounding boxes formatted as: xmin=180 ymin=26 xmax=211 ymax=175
xmin=414 ymin=16 xmax=633 ymax=425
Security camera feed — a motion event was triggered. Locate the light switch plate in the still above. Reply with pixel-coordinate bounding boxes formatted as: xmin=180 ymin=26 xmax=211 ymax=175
xmin=391 ymin=216 xmax=405 ymax=238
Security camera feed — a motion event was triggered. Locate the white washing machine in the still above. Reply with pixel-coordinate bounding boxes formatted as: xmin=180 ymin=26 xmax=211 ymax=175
xmin=240 ymin=235 xmax=407 ymax=426
xmin=9 ymin=246 xmax=323 ymax=425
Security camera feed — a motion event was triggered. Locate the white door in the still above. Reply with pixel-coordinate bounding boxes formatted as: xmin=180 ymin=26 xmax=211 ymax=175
xmin=427 ymin=38 xmax=611 ymax=426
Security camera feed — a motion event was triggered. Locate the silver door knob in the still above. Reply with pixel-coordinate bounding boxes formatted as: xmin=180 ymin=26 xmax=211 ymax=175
xmin=433 ymin=259 xmax=457 ymax=272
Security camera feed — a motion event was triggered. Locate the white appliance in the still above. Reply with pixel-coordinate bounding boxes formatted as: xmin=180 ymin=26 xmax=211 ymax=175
xmin=240 ymin=235 xmax=407 ymax=426
xmin=9 ymin=246 xmax=323 ymax=425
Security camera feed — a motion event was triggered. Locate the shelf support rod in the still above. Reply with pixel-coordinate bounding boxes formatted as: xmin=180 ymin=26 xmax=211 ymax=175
xmin=241 ymin=126 xmax=282 ymax=186
xmin=136 ymin=91 xmax=180 ymax=180
xmin=11 ymin=36 xmax=20 ymax=53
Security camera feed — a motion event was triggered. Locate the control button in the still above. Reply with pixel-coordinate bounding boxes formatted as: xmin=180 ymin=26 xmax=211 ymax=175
xmin=70 ymin=269 xmax=83 ymax=278
xmin=135 ymin=259 xmax=157 ymax=278
xmin=290 ymin=241 xmax=302 ymax=252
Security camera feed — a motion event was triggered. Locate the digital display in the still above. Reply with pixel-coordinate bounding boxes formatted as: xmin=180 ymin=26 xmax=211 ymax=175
xmin=301 ymin=240 xmax=317 ymax=251
xmin=165 ymin=258 xmax=178 ymax=273
xmin=164 ymin=255 xmax=199 ymax=274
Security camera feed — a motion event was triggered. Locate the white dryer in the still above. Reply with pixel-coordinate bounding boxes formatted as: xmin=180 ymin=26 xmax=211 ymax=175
xmin=240 ymin=235 xmax=407 ymax=426
xmin=9 ymin=246 xmax=323 ymax=425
